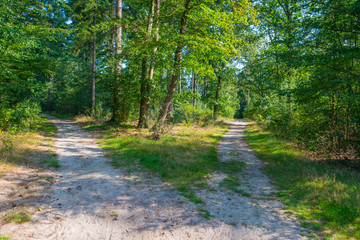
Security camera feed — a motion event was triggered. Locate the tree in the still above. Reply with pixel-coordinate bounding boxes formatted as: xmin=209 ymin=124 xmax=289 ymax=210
xmin=151 ymin=0 xmax=256 ymax=136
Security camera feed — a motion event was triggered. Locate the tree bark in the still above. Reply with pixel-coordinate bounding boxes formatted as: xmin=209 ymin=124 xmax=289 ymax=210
xmin=111 ymin=0 xmax=122 ymax=122
xmin=47 ymin=75 xmax=53 ymax=110
xmin=151 ymin=0 xmax=191 ymax=136
xmin=138 ymin=0 xmax=156 ymax=128
xmin=213 ymin=74 xmax=222 ymax=121
xmin=192 ymin=72 xmax=197 ymax=107
xmin=91 ymin=16 xmax=96 ymax=112
xmin=214 ymin=63 xmax=225 ymax=121
xmin=178 ymin=75 xmax=182 ymax=94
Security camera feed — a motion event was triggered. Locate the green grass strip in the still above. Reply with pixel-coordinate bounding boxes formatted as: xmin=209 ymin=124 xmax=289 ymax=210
xmin=245 ymin=124 xmax=360 ymax=240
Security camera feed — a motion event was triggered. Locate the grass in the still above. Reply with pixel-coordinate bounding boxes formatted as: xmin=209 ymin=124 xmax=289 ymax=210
xmin=43 ymin=176 xmax=56 ymax=182
xmin=40 ymin=158 xmax=60 ymax=168
xmin=1 ymin=209 xmax=31 ymax=224
xmin=0 ymin=116 xmax=57 ymax=171
xmin=103 ymin=125 xmax=228 ymax=187
xmin=43 ymin=112 xmax=71 ymax=120
xmin=197 ymin=207 xmax=213 ymax=220
xmin=78 ymin=119 xmax=236 ymax=204
xmin=245 ymin=124 xmax=360 ymax=240
xmin=0 ymin=236 xmax=12 ymax=240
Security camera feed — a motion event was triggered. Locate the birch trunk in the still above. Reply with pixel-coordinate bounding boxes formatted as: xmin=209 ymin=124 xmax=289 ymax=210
xmin=111 ymin=0 xmax=122 ymax=122
xmin=138 ymin=0 xmax=156 ymax=128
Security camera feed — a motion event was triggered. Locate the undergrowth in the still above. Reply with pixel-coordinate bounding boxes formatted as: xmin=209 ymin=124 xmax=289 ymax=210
xmin=245 ymin=124 xmax=360 ymax=240
xmin=0 ymin=115 xmax=57 ymax=172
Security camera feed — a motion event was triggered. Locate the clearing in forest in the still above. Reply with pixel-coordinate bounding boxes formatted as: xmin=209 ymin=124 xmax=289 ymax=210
xmin=0 ymin=116 xmax=309 ymax=239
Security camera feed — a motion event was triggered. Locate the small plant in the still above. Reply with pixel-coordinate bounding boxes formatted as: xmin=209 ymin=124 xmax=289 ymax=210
xmin=110 ymin=159 xmax=121 ymax=168
xmin=43 ymin=177 xmax=55 ymax=182
xmin=2 ymin=209 xmax=31 ymax=224
xmin=197 ymin=208 xmax=212 ymax=220
xmin=41 ymin=158 xmax=60 ymax=168
xmin=180 ymin=192 xmax=204 ymax=204
xmin=110 ymin=211 xmax=119 ymax=220
xmin=234 ymin=189 xmax=252 ymax=197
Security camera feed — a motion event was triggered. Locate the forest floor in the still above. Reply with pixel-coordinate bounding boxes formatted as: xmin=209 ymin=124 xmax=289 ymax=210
xmin=0 ymin=116 xmax=310 ymax=240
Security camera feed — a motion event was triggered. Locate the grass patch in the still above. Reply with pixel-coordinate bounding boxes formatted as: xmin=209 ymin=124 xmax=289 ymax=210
xmin=0 ymin=116 xmax=56 ymax=170
xmin=220 ymin=177 xmax=241 ymax=189
xmin=101 ymin=125 xmax=228 ymax=187
xmin=43 ymin=176 xmax=56 ymax=182
xmin=245 ymin=124 xmax=360 ymax=239
xmin=41 ymin=158 xmax=60 ymax=168
xmin=0 ymin=236 xmax=12 ymax=240
xmin=1 ymin=209 xmax=31 ymax=224
xmin=81 ymin=121 xmax=230 ymax=203
xmin=180 ymin=192 xmax=204 ymax=204
xmin=43 ymin=112 xmax=71 ymax=120
xmin=197 ymin=207 xmax=213 ymax=220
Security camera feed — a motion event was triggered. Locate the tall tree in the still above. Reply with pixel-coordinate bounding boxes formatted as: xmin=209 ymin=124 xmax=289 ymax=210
xmin=138 ymin=0 xmax=157 ymax=128
xmin=111 ymin=0 xmax=123 ymax=122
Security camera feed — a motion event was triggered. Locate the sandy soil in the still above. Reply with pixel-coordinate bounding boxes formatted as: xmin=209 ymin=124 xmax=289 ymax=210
xmin=0 ymin=117 xmax=309 ymax=239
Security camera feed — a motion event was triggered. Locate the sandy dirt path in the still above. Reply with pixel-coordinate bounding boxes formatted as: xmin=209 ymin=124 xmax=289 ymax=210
xmin=0 ymin=117 xmax=309 ymax=239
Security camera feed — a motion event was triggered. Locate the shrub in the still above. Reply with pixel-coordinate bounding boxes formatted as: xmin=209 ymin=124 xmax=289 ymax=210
xmin=0 ymin=100 xmax=41 ymax=131
xmin=174 ymin=104 xmax=213 ymax=126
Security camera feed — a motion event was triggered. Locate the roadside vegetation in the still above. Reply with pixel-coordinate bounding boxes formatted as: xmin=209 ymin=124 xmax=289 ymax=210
xmin=245 ymin=124 xmax=360 ymax=240
xmin=0 ymin=115 xmax=58 ymax=230
xmin=0 ymin=116 xmax=57 ymax=171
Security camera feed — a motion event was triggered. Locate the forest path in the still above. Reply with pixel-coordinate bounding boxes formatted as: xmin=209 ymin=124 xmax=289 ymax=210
xmin=1 ymin=117 xmax=308 ymax=240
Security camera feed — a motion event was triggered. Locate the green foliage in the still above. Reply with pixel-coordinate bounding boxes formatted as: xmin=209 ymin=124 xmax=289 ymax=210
xmin=246 ymin=124 xmax=360 ymax=239
xmin=0 ymin=0 xmax=67 ymax=131
xmin=240 ymin=0 xmax=360 ymax=157
xmin=0 ymin=101 xmax=41 ymax=131
xmin=174 ymin=104 xmax=213 ymax=126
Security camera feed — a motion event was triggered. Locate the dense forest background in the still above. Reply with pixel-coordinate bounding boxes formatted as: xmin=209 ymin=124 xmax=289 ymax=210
xmin=1 ymin=0 xmax=359 ymax=158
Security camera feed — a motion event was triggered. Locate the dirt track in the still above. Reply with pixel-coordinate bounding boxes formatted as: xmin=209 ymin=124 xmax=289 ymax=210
xmin=0 ymin=117 xmax=308 ymax=239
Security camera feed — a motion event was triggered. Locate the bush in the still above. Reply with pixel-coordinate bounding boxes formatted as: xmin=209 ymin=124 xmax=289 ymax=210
xmin=174 ymin=104 xmax=213 ymax=126
xmin=86 ymin=101 xmax=112 ymax=121
xmin=0 ymin=100 xmax=41 ymax=131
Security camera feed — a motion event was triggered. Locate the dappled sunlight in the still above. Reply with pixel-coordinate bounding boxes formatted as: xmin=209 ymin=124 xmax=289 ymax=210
xmin=1 ymin=117 xmax=312 ymax=239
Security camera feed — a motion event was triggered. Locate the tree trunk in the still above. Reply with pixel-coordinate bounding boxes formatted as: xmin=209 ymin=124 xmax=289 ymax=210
xmin=91 ymin=16 xmax=96 ymax=112
xmin=192 ymin=72 xmax=197 ymax=107
xmin=178 ymin=75 xmax=182 ymax=94
xmin=214 ymin=63 xmax=225 ymax=121
xmin=151 ymin=0 xmax=191 ymax=136
xmin=203 ymin=77 xmax=207 ymax=107
xmin=111 ymin=0 xmax=122 ymax=122
xmin=138 ymin=0 xmax=156 ymax=128
xmin=47 ymin=75 xmax=53 ymax=110
xmin=213 ymin=74 xmax=222 ymax=121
